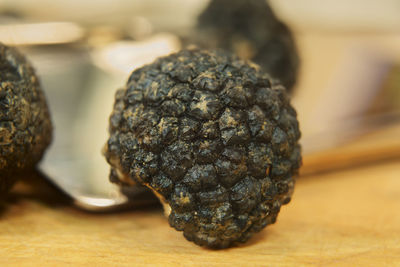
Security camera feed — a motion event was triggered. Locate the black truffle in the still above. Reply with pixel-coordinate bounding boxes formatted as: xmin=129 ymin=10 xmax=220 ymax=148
xmin=195 ymin=0 xmax=299 ymax=91
xmin=104 ymin=49 xmax=301 ymax=248
xmin=0 ymin=44 xmax=52 ymax=194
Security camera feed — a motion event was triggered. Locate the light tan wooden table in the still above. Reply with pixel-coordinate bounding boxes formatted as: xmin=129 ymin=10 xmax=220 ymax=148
xmin=1 ymin=158 xmax=399 ymax=266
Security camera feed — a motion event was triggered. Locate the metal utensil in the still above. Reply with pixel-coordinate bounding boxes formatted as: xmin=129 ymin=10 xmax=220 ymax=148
xmin=32 ymin=34 xmax=181 ymax=211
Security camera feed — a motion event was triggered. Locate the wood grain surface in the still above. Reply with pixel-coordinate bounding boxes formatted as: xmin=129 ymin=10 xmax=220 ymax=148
xmin=1 ymin=160 xmax=399 ymax=266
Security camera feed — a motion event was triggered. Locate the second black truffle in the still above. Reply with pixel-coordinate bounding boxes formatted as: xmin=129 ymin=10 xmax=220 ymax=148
xmin=0 ymin=43 xmax=52 ymax=194
xmin=195 ymin=0 xmax=299 ymax=91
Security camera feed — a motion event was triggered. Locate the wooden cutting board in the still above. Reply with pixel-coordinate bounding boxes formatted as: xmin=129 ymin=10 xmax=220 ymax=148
xmin=1 ymin=159 xmax=399 ymax=266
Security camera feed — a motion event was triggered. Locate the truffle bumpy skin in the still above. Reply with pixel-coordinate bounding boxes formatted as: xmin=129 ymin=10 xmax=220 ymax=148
xmin=196 ymin=0 xmax=299 ymax=91
xmin=104 ymin=49 xmax=301 ymax=249
xmin=0 ymin=43 xmax=52 ymax=194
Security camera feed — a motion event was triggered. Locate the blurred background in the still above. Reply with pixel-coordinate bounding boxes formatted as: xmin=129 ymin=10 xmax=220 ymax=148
xmin=1 ymin=0 xmax=400 ymax=201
